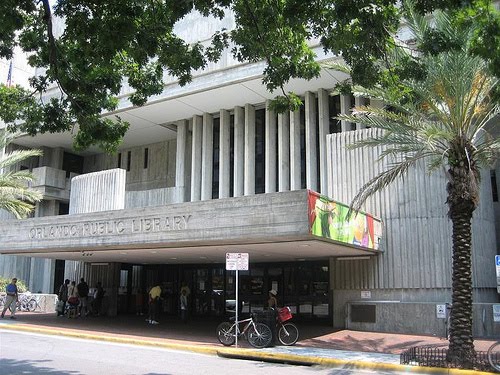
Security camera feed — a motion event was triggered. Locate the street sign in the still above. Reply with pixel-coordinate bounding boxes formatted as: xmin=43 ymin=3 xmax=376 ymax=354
xmin=226 ymin=253 xmax=249 ymax=271
xmin=496 ymin=256 xmax=500 ymax=294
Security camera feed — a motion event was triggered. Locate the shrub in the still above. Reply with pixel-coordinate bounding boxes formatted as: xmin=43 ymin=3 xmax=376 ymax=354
xmin=0 ymin=276 xmax=28 ymax=293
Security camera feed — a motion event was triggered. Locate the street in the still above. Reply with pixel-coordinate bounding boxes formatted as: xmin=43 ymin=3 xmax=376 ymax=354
xmin=0 ymin=330 xmax=434 ymax=375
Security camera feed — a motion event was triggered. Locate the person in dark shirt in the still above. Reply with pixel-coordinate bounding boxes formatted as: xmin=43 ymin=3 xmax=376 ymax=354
xmin=77 ymin=278 xmax=89 ymax=317
xmin=92 ymin=282 xmax=105 ymax=316
xmin=57 ymin=279 xmax=70 ymax=316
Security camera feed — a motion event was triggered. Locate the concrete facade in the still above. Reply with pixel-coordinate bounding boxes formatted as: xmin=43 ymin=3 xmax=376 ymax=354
xmin=0 ymin=10 xmax=498 ymax=335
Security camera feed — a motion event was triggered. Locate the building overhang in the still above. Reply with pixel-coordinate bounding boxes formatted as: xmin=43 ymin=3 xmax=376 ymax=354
xmin=0 ymin=190 xmax=382 ymax=264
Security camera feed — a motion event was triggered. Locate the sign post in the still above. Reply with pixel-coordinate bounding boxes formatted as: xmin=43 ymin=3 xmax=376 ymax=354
xmin=226 ymin=252 xmax=249 ymax=348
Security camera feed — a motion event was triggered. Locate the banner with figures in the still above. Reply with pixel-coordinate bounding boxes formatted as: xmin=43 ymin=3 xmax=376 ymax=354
xmin=308 ymin=190 xmax=382 ymax=250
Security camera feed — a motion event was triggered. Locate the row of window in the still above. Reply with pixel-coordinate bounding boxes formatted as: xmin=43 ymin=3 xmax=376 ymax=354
xmin=117 ymin=149 xmax=149 ymax=172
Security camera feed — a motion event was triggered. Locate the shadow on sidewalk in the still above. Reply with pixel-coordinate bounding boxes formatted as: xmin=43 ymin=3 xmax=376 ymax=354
xmin=8 ymin=312 xmax=336 ymax=347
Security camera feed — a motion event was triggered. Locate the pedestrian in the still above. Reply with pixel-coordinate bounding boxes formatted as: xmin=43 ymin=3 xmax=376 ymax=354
xmin=180 ymin=282 xmax=190 ymax=297
xmin=77 ymin=278 xmax=89 ymax=317
xmin=147 ymin=284 xmax=161 ymax=325
xmin=180 ymin=289 xmax=188 ymax=323
xmin=268 ymin=289 xmax=278 ymax=309
xmin=1 ymin=278 xmax=19 ymax=319
xmin=91 ymin=282 xmax=105 ymax=316
xmin=135 ymin=288 xmax=144 ymax=316
xmin=67 ymin=281 xmax=79 ymax=318
xmin=267 ymin=289 xmax=279 ymax=344
xmin=57 ymin=279 xmax=70 ymax=316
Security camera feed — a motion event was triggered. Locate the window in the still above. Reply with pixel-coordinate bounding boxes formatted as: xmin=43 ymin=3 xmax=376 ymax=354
xmin=126 ymin=151 xmax=131 ymax=172
xmin=255 ymin=109 xmax=266 ymax=194
xmin=492 ymin=170 xmax=498 ymax=202
xmin=143 ymin=148 xmax=149 ymax=169
xmin=118 ymin=153 xmax=122 ymax=168
xmin=62 ymin=152 xmax=84 ymax=178
xmin=212 ymin=118 xmax=220 ymax=199
xmin=329 ymin=95 xmax=341 ymax=133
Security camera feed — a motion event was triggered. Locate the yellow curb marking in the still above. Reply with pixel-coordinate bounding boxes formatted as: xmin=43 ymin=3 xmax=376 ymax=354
xmin=1 ymin=324 xmax=495 ymax=374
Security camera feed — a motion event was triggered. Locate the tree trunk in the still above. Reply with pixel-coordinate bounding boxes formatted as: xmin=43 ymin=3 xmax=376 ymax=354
xmin=446 ymin=159 xmax=478 ymax=368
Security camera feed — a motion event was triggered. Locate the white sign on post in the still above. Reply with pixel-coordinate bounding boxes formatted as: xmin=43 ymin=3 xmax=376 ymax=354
xmin=226 ymin=253 xmax=249 ymax=271
xmin=493 ymin=305 xmax=500 ymax=322
xmin=436 ymin=304 xmax=446 ymax=319
xmin=225 ymin=253 xmax=249 ymax=348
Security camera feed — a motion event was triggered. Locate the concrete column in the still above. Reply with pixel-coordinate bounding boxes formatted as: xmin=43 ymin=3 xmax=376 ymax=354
xmin=318 ymin=89 xmax=329 ymax=194
xmin=40 ymin=147 xmax=64 ymax=169
xmin=341 ymin=94 xmax=354 ymax=132
xmin=175 ymin=120 xmax=188 ymax=202
xmin=265 ymin=100 xmax=277 ymax=193
xmin=244 ymin=104 xmax=255 ymax=196
xmin=219 ymin=109 xmax=231 ymax=198
xmin=190 ymin=115 xmax=203 ymax=201
xmin=305 ymin=91 xmax=318 ymax=191
xmin=355 ymin=96 xmax=366 ymax=130
xmin=290 ymin=110 xmax=301 ymax=191
xmin=233 ymin=106 xmax=245 ymax=197
xmin=201 ymin=113 xmax=213 ymax=201
xmin=278 ymin=112 xmax=290 ymax=192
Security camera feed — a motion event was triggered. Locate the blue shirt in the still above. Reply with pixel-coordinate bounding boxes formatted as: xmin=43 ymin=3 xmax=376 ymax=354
xmin=6 ymin=283 xmax=17 ymax=295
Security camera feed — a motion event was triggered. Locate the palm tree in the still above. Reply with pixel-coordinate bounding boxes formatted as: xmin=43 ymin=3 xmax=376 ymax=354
xmin=0 ymin=130 xmax=43 ymax=218
xmin=330 ymin=6 xmax=499 ymax=368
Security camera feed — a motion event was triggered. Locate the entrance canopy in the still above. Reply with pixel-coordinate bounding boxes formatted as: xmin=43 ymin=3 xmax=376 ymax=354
xmin=0 ymin=190 xmax=382 ymax=264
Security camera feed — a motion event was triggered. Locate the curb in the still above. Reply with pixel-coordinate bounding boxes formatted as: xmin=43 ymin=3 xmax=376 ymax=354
xmin=216 ymin=348 xmax=495 ymax=374
xmin=1 ymin=323 xmax=495 ymax=375
xmin=0 ymin=323 xmax=218 ymax=356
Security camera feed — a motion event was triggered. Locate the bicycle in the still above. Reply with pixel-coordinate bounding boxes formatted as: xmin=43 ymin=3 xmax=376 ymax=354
xmin=488 ymin=341 xmax=500 ymax=372
xmin=15 ymin=294 xmax=38 ymax=312
xmin=276 ymin=306 xmax=299 ymax=346
xmin=216 ymin=313 xmax=273 ymax=349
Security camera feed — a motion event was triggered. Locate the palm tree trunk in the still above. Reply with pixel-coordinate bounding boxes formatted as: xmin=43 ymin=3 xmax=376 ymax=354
xmin=446 ymin=159 xmax=478 ymax=368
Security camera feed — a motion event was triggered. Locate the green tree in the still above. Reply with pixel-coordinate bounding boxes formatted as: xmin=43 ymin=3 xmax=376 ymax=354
xmin=332 ymin=5 xmax=498 ymax=368
xmin=0 ymin=130 xmax=43 ymax=219
xmin=0 ymin=1 xmax=497 ymax=151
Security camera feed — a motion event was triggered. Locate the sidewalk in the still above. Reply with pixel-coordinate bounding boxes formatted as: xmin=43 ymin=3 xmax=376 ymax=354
xmin=0 ymin=312 xmax=496 ymax=374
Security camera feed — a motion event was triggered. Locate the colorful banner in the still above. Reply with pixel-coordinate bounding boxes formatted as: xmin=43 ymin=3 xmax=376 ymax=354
xmin=308 ymin=191 xmax=382 ymax=250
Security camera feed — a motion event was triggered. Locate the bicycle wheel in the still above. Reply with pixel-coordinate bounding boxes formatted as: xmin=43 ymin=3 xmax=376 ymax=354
xmin=247 ymin=322 xmax=272 ymax=349
xmin=278 ymin=322 xmax=299 ymax=346
xmin=488 ymin=341 xmax=500 ymax=372
xmin=27 ymin=299 xmax=37 ymax=312
xmin=216 ymin=322 xmax=236 ymax=346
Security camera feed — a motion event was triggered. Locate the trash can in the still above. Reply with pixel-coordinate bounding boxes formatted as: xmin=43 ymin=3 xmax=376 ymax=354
xmin=253 ymin=309 xmax=277 ymax=346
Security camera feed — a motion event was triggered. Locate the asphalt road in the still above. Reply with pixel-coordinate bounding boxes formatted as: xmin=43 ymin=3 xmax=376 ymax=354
xmin=0 ymin=330 xmax=434 ymax=375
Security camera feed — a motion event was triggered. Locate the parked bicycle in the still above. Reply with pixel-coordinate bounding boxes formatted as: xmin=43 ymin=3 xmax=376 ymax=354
xmin=216 ymin=313 xmax=273 ymax=349
xmin=16 ymin=294 xmax=38 ymax=312
xmin=488 ymin=341 xmax=500 ymax=372
xmin=275 ymin=306 xmax=299 ymax=346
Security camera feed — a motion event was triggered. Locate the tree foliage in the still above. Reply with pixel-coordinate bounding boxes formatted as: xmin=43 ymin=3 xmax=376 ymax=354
xmin=330 ymin=1 xmax=498 ymax=367
xmin=0 ymin=0 xmax=498 ymax=152
xmin=0 ymin=130 xmax=43 ymax=219
xmin=0 ymin=276 xmax=28 ymax=293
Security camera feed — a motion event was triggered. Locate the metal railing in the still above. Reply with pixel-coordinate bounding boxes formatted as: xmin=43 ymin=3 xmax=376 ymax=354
xmin=400 ymin=345 xmax=492 ymax=371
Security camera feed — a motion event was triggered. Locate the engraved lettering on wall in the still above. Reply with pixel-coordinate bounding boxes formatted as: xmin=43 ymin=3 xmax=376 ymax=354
xmin=28 ymin=215 xmax=192 ymax=239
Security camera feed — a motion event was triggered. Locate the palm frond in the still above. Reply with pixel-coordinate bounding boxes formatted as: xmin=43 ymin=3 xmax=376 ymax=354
xmin=0 ymin=196 xmax=37 ymax=219
xmin=349 ymin=153 xmax=427 ymax=215
xmin=0 ymin=149 xmax=43 ymax=170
